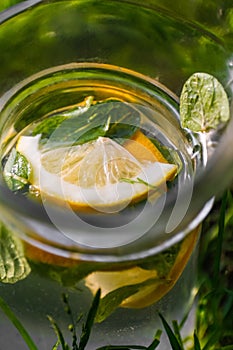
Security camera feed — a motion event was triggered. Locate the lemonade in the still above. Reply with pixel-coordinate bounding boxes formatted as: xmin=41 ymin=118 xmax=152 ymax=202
xmin=1 ymin=71 xmax=190 ymax=306
xmin=0 ymin=64 xmax=205 ymax=348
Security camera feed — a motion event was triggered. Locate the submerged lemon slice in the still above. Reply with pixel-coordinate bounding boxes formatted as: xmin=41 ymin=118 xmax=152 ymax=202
xmin=16 ymin=132 xmax=177 ymax=212
xmin=85 ymin=226 xmax=200 ymax=309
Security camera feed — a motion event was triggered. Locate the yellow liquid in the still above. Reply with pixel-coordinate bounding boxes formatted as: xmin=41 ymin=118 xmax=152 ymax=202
xmin=24 ymin=226 xmax=199 ymax=313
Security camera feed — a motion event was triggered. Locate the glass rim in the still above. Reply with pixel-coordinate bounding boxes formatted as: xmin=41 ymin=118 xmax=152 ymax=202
xmin=0 ymin=0 xmax=41 ymax=23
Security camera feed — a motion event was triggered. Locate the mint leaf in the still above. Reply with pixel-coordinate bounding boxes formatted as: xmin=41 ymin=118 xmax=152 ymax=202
xmin=180 ymin=72 xmax=230 ymax=132
xmin=3 ymin=148 xmax=31 ymax=192
xmin=0 ymin=222 xmax=31 ymax=284
xmin=35 ymin=98 xmax=140 ymax=147
xmin=32 ymin=114 xmax=68 ymax=140
xmin=95 ymin=278 xmax=160 ymax=323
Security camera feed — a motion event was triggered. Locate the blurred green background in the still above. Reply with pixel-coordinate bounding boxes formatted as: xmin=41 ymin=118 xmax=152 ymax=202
xmin=0 ymin=0 xmax=232 ymax=96
xmin=2 ymin=0 xmax=232 ymax=46
xmin=0 ymin=0 xmax=22 ymax=11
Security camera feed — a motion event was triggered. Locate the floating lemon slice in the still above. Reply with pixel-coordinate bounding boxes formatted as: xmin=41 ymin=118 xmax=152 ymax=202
xmin=16 ymin=131 xmax=177 ymax=212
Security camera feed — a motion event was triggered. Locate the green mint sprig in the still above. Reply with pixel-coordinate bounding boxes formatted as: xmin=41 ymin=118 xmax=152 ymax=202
xmin=3 ymin=147 xmax=31 ymax=192
xmin=180 ymin=72 xmax=230 ymax=165
xmin=180 ymin=72 xmax=230 ymax=133
xmin=0 ymin=222 xmax=31 ymax=284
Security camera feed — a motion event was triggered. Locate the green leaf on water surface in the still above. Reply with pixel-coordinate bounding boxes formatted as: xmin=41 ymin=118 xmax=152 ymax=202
xmin=31 ymin=96 xmax=94 ymax=139
xmin=0 ymin=222 xmax=31 ymax=284
xmin=180 ymin=72 xmax=230 ymax=132
xmin=3 ymin=147 xmax=31 ymax=192
xmin=32 ymin=97 xmax=140 ymax=147
xmin=32 ymin=114 xmax=68 ymax=140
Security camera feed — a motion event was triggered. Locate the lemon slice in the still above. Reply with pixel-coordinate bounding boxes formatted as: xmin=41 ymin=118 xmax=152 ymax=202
xmin=85 ymin=226 xmax=200 ymax=309
xmin=16 ymin=133 xmax=177 ymax=212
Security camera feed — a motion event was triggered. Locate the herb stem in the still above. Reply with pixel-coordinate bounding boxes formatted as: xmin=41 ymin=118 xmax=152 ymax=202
xmin=198 ymin=132 xmax=208 ymax=166
xmin=0 ymin=296 xmax=38 ymax=350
